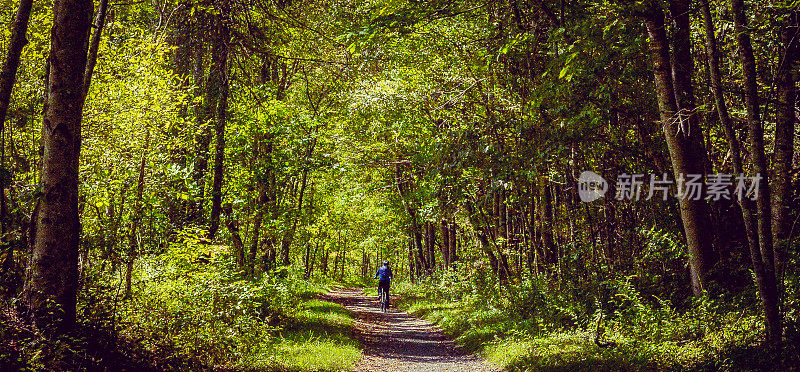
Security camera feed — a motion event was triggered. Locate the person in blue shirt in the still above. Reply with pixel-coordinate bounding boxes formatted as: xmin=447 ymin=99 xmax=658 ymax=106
xmin=375 ymin=260 xmax=393 ymax=306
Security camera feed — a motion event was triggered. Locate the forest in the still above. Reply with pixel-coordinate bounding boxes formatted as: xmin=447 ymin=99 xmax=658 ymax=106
xmin=0 ymin=0 xmax=798 ymax=370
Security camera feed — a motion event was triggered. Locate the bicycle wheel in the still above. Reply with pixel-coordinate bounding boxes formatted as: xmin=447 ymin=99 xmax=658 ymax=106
xmin=380 ymin=288 xmax=388 ymax=313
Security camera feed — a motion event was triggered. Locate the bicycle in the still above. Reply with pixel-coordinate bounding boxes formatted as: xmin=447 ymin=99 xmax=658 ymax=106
xmin=379 ymin=286 xmax=389 ymax=313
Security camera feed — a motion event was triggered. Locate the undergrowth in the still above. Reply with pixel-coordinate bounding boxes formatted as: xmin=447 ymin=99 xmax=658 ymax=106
xmin=394 ymin=259 xmax=800 ymax=371
xmin=1 ymin=229 xmax=361 ymax=371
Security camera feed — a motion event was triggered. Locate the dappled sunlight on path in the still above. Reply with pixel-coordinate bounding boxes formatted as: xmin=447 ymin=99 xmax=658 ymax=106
xmin=321 ymin=289 xmax=500 ymax=372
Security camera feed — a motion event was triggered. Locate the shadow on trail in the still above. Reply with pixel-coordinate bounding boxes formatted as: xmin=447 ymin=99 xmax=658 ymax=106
xmin=321 ymin=289 xmax=499 ymax=372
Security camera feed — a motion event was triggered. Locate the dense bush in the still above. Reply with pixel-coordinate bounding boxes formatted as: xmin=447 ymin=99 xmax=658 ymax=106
xmin=395 ymin=249 xmax=800 ymax=371
xmin=1 ymin=228 xmax=360 ymax=371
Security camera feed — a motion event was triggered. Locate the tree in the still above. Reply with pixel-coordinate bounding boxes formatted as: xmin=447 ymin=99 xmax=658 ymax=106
xmin=772 ymin=10 xmax=799 ymax=279
xmin=0 ymin=0 xmax=33 ymax=129
xmin=731 ymin=0 xmax=782 ymax=344
xmin=21 ymin=0 xmax=93 ymax=330
xmin=0 ymin=0 xmax=34 ymax=289
xmin=642 ymin=0 xmax=715 ymax=297
xmin=207 ymin=0 xmax=230 ymax=240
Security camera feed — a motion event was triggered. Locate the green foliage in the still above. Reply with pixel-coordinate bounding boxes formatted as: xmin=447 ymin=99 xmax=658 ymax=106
xmin=394 ymin=261 xmax=790 ymax=371
xmin=2 ymin=0 xmax=798 ymax=369
xmin=113 ymin=232 xmax=359 ymax=370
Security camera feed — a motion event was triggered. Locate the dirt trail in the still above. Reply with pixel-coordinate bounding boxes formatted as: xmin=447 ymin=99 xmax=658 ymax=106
xmin=321 ymin=289 xmax=500 ymax=372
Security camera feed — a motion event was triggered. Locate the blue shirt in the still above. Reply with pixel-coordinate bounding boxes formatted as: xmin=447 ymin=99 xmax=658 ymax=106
xmin=375 ymin=265 xmax=393 ymax=282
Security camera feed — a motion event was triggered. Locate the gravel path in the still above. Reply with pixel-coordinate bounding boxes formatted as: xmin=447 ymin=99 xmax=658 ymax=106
xmin=320 ymin=289 xmax=501 ymax=372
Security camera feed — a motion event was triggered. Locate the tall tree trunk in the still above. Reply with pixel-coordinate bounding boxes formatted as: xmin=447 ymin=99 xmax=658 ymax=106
xmin=207 ymin=1 xmax=230 ymax=240
xmin=321 ymin=246 xmax=328 ymax=276
xmin=440 ymin=220 xmax=450 ymax=267
xmin=280 ymin=171 xmax=308 ymax=266
xmin=700 ymin=0 xmax=761 ymax=295
xmin=190 ymin=12 xmax=211 ymax=223
xmin=308 ymin=241 xmax=317 ymax=279
xmin=539 ymin=184 xmax=556 ymax=266
xmin=82 ymin=0 xmax=109 ymax=99
xmin=643 ymin=2 xmax=714 ymax=297
xmin=449 ymin=222 xmax=457 ymax=263
xmin=529 ymin=194 xmax=539 ymax=275
xmin=0 ymin=0 xmax=33 ymax=131
xmin=772 ymin=11 xmax=799 ymax=279
xmin=304 ymin=243 xmax=313 ymax=279
xmin=671 ymin=0 xmax=717 ymax=280
xmin=669 ymin=0 xmax=714 ymax=175
xmin=22 ymin=0 xmax=93 ymax=331
xmin=731 ymin=0 xmax=782 ymax=344
xmin=410 ymin=212 xmax=426 ymax=275
xmin=184 ymin=11 xmax=206 ymax=223
xmin=425 ymin=221 xmax=436 ymax=271
xmin=339 ymin=241 xmax=347 ymax=280
xmin=0 ymin=0 xmax=34 ymax=245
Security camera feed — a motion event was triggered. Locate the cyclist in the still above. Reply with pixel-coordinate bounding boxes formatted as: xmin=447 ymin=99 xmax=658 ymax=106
xmin=374 ymin=260 xmax=393 ymax=307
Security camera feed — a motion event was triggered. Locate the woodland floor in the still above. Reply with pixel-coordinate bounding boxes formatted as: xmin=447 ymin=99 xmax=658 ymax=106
xmin=320 ymin=289 xmax=500 ymax=372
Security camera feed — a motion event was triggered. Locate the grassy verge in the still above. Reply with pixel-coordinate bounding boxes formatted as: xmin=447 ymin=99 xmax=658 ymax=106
xmin=2 ymin=239 xmax=363 ymax=371
xmin=393 ymin=279 xmax=798 ymax=371
xmin=237 ymin=298 xmax=361 ymax=371
xmin=123 ymin=252 xmax=363 ymax=371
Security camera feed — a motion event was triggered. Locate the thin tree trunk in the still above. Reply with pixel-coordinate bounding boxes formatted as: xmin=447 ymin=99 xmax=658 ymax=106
xmin=190 ymin=12 xmax=211 ymax=223
xmin=440 ymin=220 xmax=450 ymax=267
xmin=772 ymin=11 xmax=799 ymax=279
xmin=449 ymin=222 xmax=457 ymax=263
xmin=308 ymin=241 xmax=317 ymax=279
xmin=700 ymin=0 xmax=761 ymax=296
xmin=280 ymin=136 xmax=316 ymax=265
xmin=410 ymin=212 xmax=426 ymax=275
xmin=321 ymin=246 xmax=328 ymax=276
xmin=0 ymin=0 xmax=34 ymax=244
xmin=540 ymin=184 xmax=556 ymax=266
xmin=304 ymin=243 xmax=312 ymax=279
xmin=731 ymin=0 xmax=782 ymax=344
xmin=22 ymin=0 xmax=93 ymax=331
xmin=125 ymin=129 xmax=149 ymax=298
xmin=0 ymin=0 xmax=34 ymax=132
xmin=339 ymin=241 xmax=347 ymax=280
xmin=207 ymin=2 xmax=230 ymax=240
xmin=529 ymin=194 xmax=539 ymax=275
xmin=82 ymin=0 xmax=109 ymax=99
xmin=408 ymin=238 xmax=416 ymax=282
xmin=425 ymin=221 xmax=436 ymax=271
xmin=477 ymin=230 xmax=502 ymax=279
xmin=497 ymin=188 xmax=512 ymax=279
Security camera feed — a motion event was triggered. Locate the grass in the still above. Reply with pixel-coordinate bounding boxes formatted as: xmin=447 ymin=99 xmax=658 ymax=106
xmin=233 ymin=295 xmax=361 ymax=371
xmin=393 ymin=279 xmax=798 ymax=372
xmin=484 ymin=330 xmax=671 ymax=371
